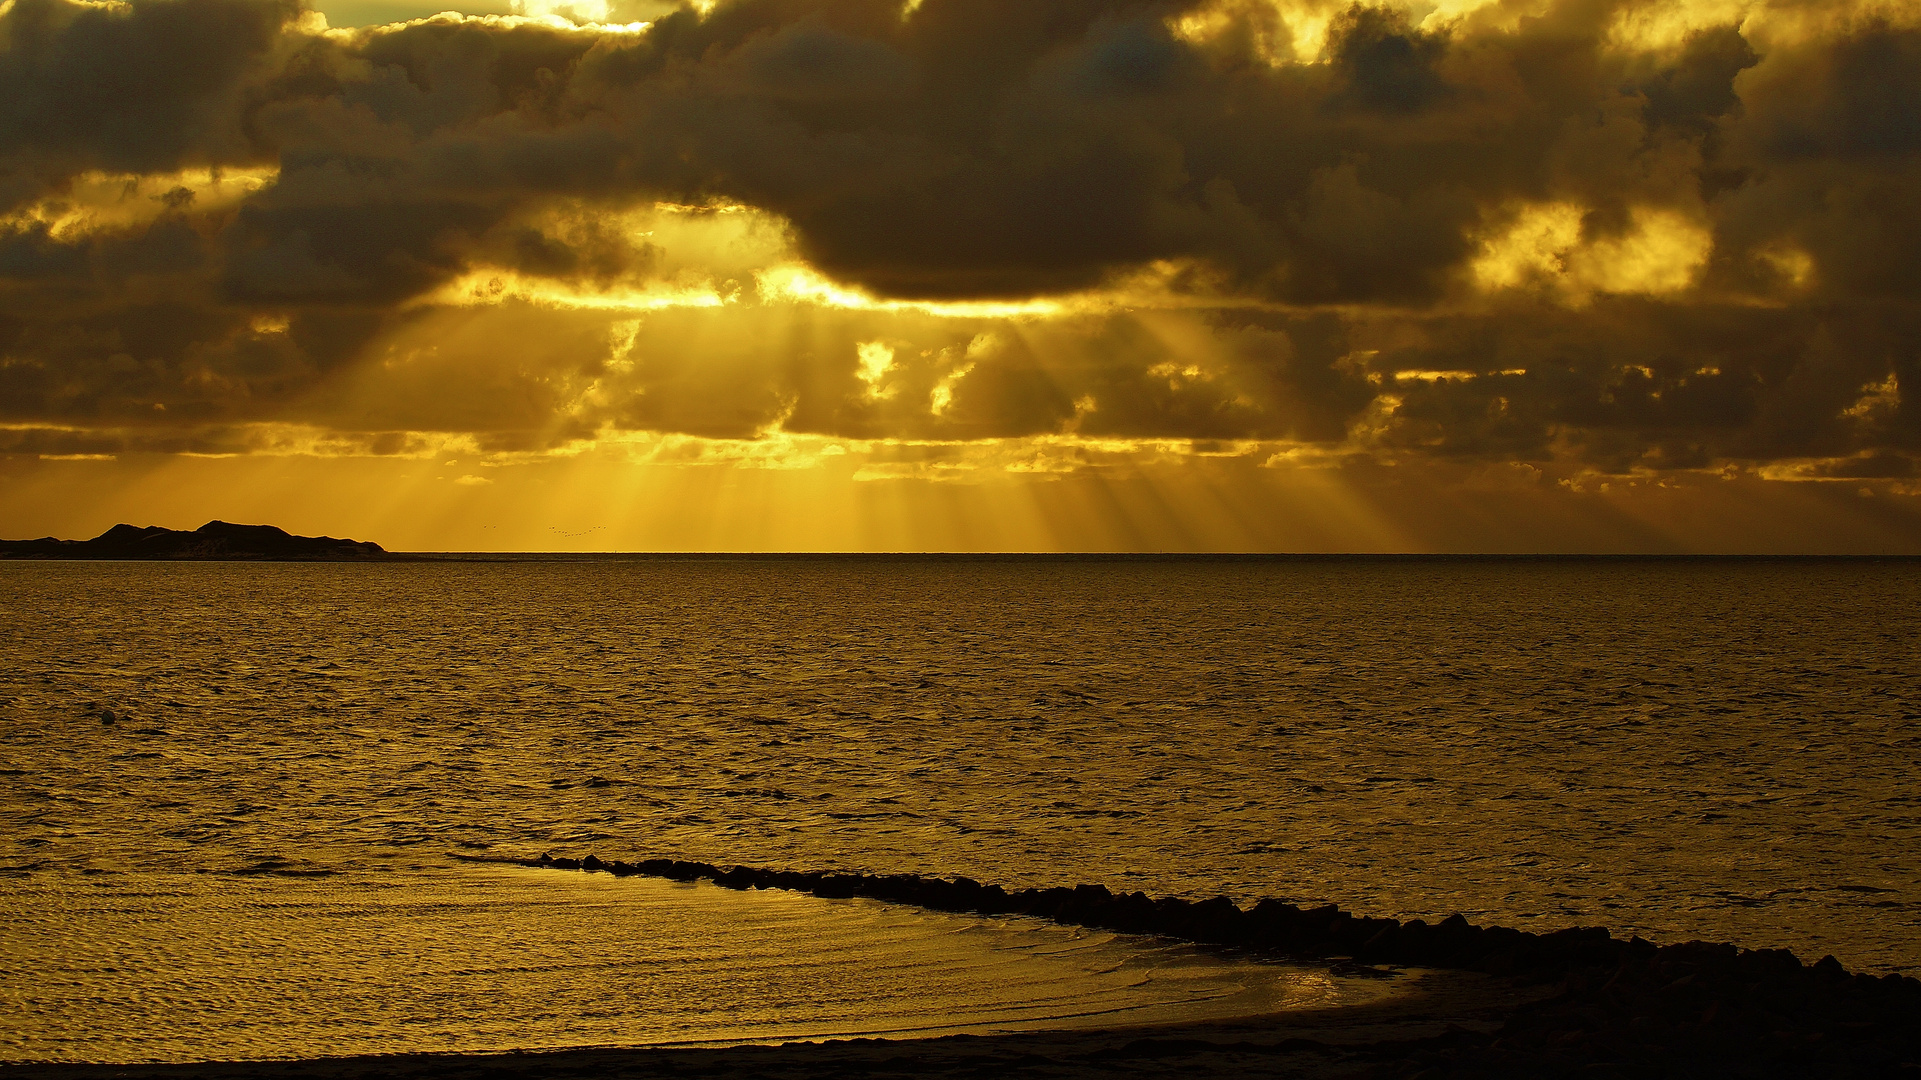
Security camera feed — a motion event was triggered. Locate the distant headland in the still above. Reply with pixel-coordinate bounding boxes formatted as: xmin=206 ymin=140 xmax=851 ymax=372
xmin=0 ymin=521 xmax=386 ymax=561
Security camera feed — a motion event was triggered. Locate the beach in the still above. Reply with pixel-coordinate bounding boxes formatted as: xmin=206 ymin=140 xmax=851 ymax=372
xmin=10 ymin=942 xmax=1919 ymax=1079
xmin=1 ymin=983 xmax=1541 ymax=1080
xmin=3 ymin=559 xmax=1918 ymax=1075
xmin=8 ymin=856 xmax=1920 ymax=1077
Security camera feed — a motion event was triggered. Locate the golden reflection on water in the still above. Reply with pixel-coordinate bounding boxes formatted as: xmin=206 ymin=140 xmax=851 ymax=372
xmin=0 ymin=555 xmax=1916 ymax=1046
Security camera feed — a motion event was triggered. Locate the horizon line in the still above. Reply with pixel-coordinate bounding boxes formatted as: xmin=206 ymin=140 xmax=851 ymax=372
xmin=374 ymin=551 xmax=1921 ymax=560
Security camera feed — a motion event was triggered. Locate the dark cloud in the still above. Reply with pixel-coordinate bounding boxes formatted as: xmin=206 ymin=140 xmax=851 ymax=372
xmin=1326 ymin=5 xmax=1450 ymax=114
xmin=1637 ymin=24 xmax=1757 ymax=139
xmin=0 ymin=0 xmax=298 ymax=208
xmin=0 ymin=0 xmax=1917 ymax=485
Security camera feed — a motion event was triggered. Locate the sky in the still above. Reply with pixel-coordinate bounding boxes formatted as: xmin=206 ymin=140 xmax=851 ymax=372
xmin=1 ymin=0 xmax=1919 ymax=551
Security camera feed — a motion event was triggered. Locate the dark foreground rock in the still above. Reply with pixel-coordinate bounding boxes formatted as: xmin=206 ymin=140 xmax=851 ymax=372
xmin=487 ymin=853 xmax=1921 ymax=1079
xmin=0 ymin=521 xmax=385 ymax=560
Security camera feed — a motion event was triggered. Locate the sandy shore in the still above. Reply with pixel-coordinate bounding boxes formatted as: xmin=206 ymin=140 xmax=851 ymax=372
xmin=9 ymin=945 xmax=1921 ymax=1078
xmin=10 ymin=858 xmax=1919 ymax=1078
xmin=0 ymin=969 xmax=1547 ymax=1080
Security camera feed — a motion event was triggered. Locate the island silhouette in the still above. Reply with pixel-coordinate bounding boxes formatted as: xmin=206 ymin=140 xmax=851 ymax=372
xmin=0 ymin=521 xmax=386 ymax=560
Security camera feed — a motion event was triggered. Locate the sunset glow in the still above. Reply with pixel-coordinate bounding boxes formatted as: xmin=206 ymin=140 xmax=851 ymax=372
xmin=2 ymin=0 xmax=1918 ymax=551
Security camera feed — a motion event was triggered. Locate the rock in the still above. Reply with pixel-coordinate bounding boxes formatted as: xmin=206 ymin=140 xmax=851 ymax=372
xmin=1737 ymin=947 xmax=1804 ymax=978
xmin=1187 ymin=895 xmax=1246 ymax=943
xmin=525 ymin=851 xmax=1921 ymax=1059
xmin=1102 ymin=891 xmax=1157 ymax=933
xmin=815 ymin=875 xmax=858 ymax=898
xmin=713 ymin=866 xmax=756 ymax=890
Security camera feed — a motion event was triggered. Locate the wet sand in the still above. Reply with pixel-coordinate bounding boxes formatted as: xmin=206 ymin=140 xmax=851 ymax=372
xmin=14 ymin=955 xmax=1920 ymax=1080
xmin=0 ymin=969 xmax=1546 ymax=1080
xmin=9 ymin=860 xmax=1920 ymax=1077
xmin=9 ymin=901 xmax=1921 ymax=1079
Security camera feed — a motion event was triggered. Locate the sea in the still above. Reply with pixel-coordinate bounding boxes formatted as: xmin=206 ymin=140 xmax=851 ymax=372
xmin=2 ymin=558 xmax=1916 ymax=1062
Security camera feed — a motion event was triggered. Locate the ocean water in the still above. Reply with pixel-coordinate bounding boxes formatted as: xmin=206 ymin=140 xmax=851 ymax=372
xmin=1 ymin=558 xmax=1917 ymax=1060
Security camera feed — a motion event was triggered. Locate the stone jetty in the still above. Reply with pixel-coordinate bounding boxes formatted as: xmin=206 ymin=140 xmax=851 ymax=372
xmin=504 ymin=852 xmax=1921 ymax=1077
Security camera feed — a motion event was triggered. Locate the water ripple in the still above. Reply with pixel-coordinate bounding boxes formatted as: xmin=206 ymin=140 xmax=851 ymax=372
xmin=0 ymin=559 xmax=1916 ymax=975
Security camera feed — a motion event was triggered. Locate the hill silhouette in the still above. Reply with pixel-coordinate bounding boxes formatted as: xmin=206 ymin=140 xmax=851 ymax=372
xmin=0 ymin=521 xmax=386 ymax=560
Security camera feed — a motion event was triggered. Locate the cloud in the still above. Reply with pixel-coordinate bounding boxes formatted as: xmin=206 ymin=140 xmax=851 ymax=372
xmin=0 ymin=0 xmax=300 ymax=209
xmin=0 ymin=0 xmax=1915 ymax=502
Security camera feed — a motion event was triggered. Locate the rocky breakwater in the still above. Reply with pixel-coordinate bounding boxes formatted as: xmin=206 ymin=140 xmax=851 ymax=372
xmin=513 ymin=853 xmax=1921 ymax=1078
xmin=0 ymin=520 xmax=386 ymax=560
